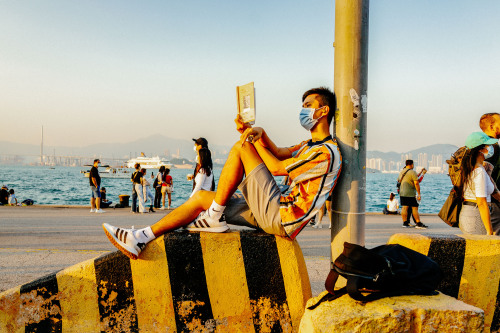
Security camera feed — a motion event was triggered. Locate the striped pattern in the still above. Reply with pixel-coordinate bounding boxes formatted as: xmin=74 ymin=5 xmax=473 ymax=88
xmin=388 ymin=233 xmax=500 ymax=332
xmin=0 ymin=230 xmax=311 ymax=332
xmin=115 ymin=227 xmax=128 ymax=243
xmin=280 ymin=137 xmax=342 ymax=239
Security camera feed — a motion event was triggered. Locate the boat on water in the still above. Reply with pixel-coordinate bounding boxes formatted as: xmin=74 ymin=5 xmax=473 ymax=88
xmin=83 ymin=166 xmax=133 ymax=179
xmin=126 ymin=153 xmax=172 ymax=169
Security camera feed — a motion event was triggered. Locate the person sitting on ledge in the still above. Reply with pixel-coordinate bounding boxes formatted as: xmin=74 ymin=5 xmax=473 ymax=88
xmin=103 ymin=87 xmax=342 ymax=259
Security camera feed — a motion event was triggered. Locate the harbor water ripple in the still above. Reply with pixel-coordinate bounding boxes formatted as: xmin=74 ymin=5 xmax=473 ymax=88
xmin=0 ymin=166 xmax=452 ymax=213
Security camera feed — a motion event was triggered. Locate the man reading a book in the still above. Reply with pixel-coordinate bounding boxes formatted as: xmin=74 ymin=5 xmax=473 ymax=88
xmin=103 ymin=87 xmax=342 ymax=259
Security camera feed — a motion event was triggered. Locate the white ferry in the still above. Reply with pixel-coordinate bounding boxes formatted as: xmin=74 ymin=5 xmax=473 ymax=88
xmin=126 ymin=153 xmax=172 ymax=169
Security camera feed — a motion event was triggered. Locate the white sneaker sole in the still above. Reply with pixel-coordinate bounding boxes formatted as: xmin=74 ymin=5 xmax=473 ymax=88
xmin=102 ymin=224 xmax=139 ymax=260
xmin=186 ymin=224 xmax=229 ymax=233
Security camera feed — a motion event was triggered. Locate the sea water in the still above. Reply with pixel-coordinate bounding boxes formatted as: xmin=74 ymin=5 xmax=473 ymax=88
xmin=0 ymin=166 xmax=451 ymax=213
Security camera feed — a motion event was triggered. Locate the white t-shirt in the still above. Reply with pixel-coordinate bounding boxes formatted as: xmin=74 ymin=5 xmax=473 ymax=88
xmin=8 ymin=194 xmax=16 ymax=205
xmin=463 ymin=166 xmax=495 ymax=202
xmin=387 ymin=198 xmax=399 ymax=212
xmin=190 ymin=168 xmax=214 ymax=197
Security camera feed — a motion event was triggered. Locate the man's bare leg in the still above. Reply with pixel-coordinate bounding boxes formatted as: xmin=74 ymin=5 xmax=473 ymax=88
xmin=401 ymin=206 xmax=409 ymax=223
xmin=411 ymin=206 xmax=421 ymax=223
xmin=90 ymin=197 xmax=95 ymax=210
xmin=151 ymin=142 xmax=264 ymax=236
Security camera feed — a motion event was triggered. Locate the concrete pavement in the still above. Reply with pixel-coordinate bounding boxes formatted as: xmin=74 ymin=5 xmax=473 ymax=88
xmin=0 ymin=205 xmax=458 ymax=296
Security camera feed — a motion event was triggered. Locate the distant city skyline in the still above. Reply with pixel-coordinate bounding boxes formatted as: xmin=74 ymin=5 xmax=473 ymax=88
xmin=1 ymin=1 xmax=499 ymax=152
xmin=367 ymin=152 xmax=447 ymax=174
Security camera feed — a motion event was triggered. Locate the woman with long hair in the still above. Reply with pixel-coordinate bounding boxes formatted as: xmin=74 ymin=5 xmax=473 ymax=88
xmin=383 ymin=192 xmax=399 ymax=215
xmin=190 ymin=148 xmax=215 ymax=197
xmin=458 ymin=132 xmax=499 ymax=235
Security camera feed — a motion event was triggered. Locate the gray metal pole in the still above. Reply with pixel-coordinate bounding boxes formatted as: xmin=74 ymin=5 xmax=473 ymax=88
xmin=331 ymin=0 xmax=369 ymax=262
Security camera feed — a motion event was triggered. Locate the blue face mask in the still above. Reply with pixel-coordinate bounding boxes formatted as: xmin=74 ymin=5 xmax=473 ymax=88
xmin=300 ymin=108 xmax=319 ymax=131
xmin=484 ymin=145 xmax=494 ymax=159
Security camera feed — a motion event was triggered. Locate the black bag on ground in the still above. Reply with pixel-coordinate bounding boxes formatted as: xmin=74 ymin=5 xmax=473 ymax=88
xmin=438 ymin=186 xmax=461 ymax=228
xmin=308 ymin=242 xmax=442 ymax=309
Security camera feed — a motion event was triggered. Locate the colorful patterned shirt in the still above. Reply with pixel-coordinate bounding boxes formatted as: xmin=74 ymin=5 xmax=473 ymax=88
xmin=280 ymin=135 xmax=342 ymax=239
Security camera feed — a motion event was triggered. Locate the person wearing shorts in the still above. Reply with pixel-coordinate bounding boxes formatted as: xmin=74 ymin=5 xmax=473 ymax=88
xmin=103 ymin=87 xmax=342 ymax=259
xmin=398 ymin=160 xmax=427 ymax=229
xmin=89 ymin=159 xmax=105 ymax=213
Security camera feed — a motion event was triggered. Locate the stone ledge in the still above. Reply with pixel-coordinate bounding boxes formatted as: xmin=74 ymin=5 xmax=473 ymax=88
xmin=299 ymin=291 xmax=484 ymax=333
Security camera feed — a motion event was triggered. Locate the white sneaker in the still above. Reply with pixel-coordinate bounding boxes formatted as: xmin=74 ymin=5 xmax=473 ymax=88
xmin=95 ymin=209 xmax=105 ymax=213
xmin=186 ymin=210 xmax=229 ymax=233
xmin=102 ymin=223 xmax=145 ymax=259
xmin=312 ymin=224 xmax=322 ymax=229
xmin=160 ymin=206 xmax=166 ymax=210
xmin=90 ymin=208 xmax=96 ymax=213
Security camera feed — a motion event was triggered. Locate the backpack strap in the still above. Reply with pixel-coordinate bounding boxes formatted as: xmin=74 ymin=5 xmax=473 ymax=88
xmin=345 ymin=277 xmax=407 ymax=302
xmin=398 ymin=168 xmax=411 ymax=183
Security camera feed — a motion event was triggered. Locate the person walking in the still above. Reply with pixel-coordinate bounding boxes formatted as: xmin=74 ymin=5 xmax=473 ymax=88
xmin=398 ymin=160 xmax=426 ymax=228
xmin=141 ymin=168 xmax=155 ymax=213
xmin=458 ymin=132 xmax=499 ymax=235
xmin=89 ymin=159 xmax=105 ymax=213
xmin=154 ymin=166 xmax=165 ymax=209
xmin=405 ymin=168 xmax=427 ymax=225
xmin=130 ymin=163 xmax=141 ymax=213
xmin=161 ymin=168 xmax=173 ymax=209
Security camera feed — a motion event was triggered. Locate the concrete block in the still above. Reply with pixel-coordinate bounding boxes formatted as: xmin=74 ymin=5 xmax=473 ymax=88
xmin=388 ymin=233 xmax=500 ymax=332
xmin=299 ymin=291 xmax=484 ymax=333
xmin=0 ymin=230 xmax=311 ymax=332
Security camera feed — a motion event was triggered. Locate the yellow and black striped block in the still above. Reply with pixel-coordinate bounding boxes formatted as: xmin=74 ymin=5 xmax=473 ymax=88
xmin=388 ymin=233 xmax=500 ymax=333
xmin=0 ymin=230 xmax=311 ymax=332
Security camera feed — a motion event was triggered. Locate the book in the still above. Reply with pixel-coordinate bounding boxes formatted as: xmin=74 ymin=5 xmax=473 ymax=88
xmin=236 ymin=82 xmax=256 ymax=124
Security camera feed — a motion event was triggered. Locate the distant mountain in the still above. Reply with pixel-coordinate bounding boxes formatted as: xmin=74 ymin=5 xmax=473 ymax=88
xmin=367 ymin=144 xmax=459 ymax=162
xmin=0 ymin=138 xmax=460 ymax=165
xmin=0 ymin=134 xmax=231 ymax=161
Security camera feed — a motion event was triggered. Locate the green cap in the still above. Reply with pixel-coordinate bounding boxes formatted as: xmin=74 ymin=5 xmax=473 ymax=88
xmin=465 ymin=132 xmax=498 ymax=149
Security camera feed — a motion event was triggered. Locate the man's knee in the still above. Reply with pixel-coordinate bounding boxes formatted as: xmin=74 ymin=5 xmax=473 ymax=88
xmin=191 ymin=190 xmax=216 ymax=206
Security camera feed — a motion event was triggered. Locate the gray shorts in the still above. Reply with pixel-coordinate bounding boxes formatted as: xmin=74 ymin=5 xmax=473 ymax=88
xmin=224 ymin=163 xmax=287 ymax=237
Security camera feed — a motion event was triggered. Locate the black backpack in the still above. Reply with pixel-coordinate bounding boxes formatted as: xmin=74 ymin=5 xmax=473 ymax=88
xmin=308 ymin=242 xmax=442 ymax=309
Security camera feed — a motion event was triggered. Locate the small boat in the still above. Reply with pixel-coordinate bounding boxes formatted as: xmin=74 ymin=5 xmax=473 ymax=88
xmin=126 ymin=153 xmax=172 ymax=169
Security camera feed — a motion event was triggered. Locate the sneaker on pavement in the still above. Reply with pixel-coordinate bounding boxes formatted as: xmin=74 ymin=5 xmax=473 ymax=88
xmin=415 ymin=222 xmax=428 ymax=229
xmin=102 ymin=223 xmax=146 ymax=260
xmin=402 ymin=222 xmax=411 ymax=228
xmin=90 ymin=208 xmax=95 ymax=213
xmin=95 ymin=209 xmax=105 ymax=213
xmin=312 ymin=223 xmax=322 ymax=229
xmin=186 ymin=211 xmax=229 ymax=233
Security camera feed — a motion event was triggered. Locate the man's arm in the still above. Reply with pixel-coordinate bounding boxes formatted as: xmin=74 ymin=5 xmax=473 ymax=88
xmin=235 ymin=116 xmax=293 ymax=160
xmin=414 ymin=181 xmax=421 ymax=201
xmin=252 ymin=140 xmax=288 ymax=176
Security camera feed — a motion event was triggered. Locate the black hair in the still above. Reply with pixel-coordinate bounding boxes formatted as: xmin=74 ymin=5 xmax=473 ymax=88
xmin=389 ymin=192 xmax=395 ymax=200
xmin=165 ymin=168 xmax=170 ymax=175
xmin=159 ymin=165 xmax=165 ymax=173
xmin=405 ymin=160 xmax=413 ymax=166
xmin=134 ymin=163 xmax=140 ymax=170
xmin=94 ymin=159 xmax=100 ymax=163
xmin=459 ymin=145 xmax=485 ymax=196
xmin=198 ymin=148 xmax=213 ymax=177
xmin=302 ymin=87 xmax=337 ymax=125
xmin=9 ymin=189 xmax=14 ymax=194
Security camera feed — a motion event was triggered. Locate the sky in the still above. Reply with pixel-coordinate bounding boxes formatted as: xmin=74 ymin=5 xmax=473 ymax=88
xmin=1 ymin=0 xmax=499 ymax=153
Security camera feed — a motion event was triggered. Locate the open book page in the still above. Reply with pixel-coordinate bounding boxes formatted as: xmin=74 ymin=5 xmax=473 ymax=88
xmin=236 ymin=82 xmax=255 ymax=124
